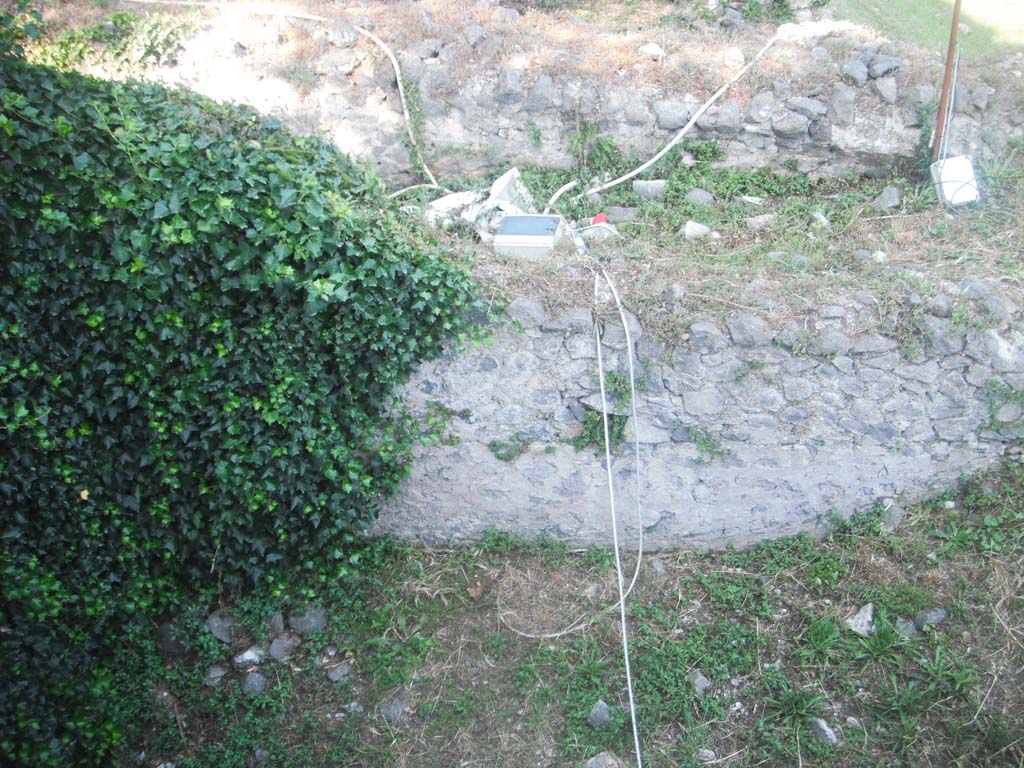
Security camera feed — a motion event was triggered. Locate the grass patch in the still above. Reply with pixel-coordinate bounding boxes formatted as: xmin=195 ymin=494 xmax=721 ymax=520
xmin=832 ymin=0 xmax=1024 ymax=56
xmin=115 ymin=462 xmax=1024 ymax=767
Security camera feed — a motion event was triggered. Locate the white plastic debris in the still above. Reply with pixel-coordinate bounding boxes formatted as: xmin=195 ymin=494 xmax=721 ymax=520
xmin=493 ymin=215 xmax=564 ymax=259
xmin=462 ymin=167 xmax=538 ymax=239
xmin=424 ymin=190 xmax=485 ymax=228
xmin=930 ymin=155 xmax=980 ymax=207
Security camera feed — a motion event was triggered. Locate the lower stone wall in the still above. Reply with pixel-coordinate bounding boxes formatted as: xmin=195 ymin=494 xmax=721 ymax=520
xmin=373 ymin=289 xmax=1024 ymax=549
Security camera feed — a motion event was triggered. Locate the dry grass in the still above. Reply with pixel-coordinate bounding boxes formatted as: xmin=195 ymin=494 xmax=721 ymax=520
xmin=466 ymin=143 xmax=1024 ymax=343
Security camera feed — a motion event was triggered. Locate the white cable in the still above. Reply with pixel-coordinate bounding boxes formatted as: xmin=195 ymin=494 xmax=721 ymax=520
xmin=597 ymin=268 xmax=644 ymax=602
xmin=543 ymin=179 xmax=579 ymax=214
xmin=573 ymin=35 xmax=779 ymax=201
xmin=594 ymin=294 xmax=643 ymax=768
xmin=496 ymin=266 xmax=646 ymax=643
xmin=351 ymin=24 xmax=439 ymax=190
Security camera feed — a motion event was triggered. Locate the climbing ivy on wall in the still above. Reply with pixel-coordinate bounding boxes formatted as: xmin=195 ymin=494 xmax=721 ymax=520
xmin=0 ymin=40 xmax=477 ymax=765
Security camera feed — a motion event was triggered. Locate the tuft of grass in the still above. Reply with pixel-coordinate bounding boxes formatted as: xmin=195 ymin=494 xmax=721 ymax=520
xmin=572 ymin=410 xmax=627 ymax=453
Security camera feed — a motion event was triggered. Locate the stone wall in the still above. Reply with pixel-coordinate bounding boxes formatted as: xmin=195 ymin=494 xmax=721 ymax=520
xmin=373 ymin=285 xmax=1024 ymax=548
xmin=157 ymin=13 xmax=1023 ymax=185
xmin=337 ymin=22 xmax=1017 ymax=182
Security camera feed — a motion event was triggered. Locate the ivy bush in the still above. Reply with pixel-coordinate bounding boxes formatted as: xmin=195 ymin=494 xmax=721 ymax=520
xmin=0 ymin=46 xmax=476 ymax=765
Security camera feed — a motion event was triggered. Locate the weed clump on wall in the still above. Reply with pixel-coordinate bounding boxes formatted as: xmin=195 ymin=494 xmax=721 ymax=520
xmin=0 ymin=23 xmax=476 ymax=765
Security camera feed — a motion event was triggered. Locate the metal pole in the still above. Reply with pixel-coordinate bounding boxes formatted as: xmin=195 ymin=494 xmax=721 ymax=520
xmin=932 ymin=0 xmax=964 ymax=164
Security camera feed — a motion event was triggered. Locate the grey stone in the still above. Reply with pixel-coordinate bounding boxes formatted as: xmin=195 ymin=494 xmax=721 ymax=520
xmin=812 ymin=327 xmax=853 ymax=356
xmin=868 ymin=55 xmax=903 ymax=79
xmin=253 ymin=748 xmax=270 ymax=763
xmin=327 ymin=661 xmax=352 ymax=682
xmin=495 ymin=66 xmax=523 ymax=105
xmin=242 ymin=671 xmax=268 ymax=696
xmin=379 ymin=690 xmax=407 ymax=722
xmin=587 ymin=700 xmax=613 ymax=728
xmin=853 ymin=333 xmax=898 ymax=354
xmin=980 ymin=296 xmax=1016 ymax=326
xmin=288 ymin=605 xmax=327 ymax=635
xmin=966 ymin=330 xmax=1024 ymax=372
xmin=493 ymin=7 xmax=520 ymax=22
xmin=845 ymin=603 xmax=874 ymax=637
xmin=158 ymin=621 xmax=187 ymax=656
xmin=915 ymin=608 xmax=948 ymax=630
xmin=746 ymin=92 xmax=775 ymax=123
xmin=809 ymin=116 xmax=832 ymax=143
xmin=606 ymin=206 xmax=638 ymax=223
xmin=655 ymin=99 xmax=695 ymax=130
xmin=961 ymin=276 xmax=995 ymax=298
xmin=715 ymin=100 xmax=743 ymax=133
xmin=330 ymin=20 xmax=359 ymax=48
xmin=696 ymin=749 xmax=717 ymax=764
xmin=269 ymin=633 xmax=301 ymax=662
xmin=584 ymin=752 xmax=626 ymax=768
xmin=206 ymin=609 xmax=235 ymax=644
xmin=622 ymin=96 xmax=651 ymax=126
xmin=871 ymin=76 xmax=898 ymax=104
xmin=687 ymin=668 xmax=711 ymax=695
xmin=788 ymin=97 xmax=828 ymax=119
xmin=926 ymin=295 xmax=952 ymax=318
xmin=664 ymin=283 xmax=687 ymax=306
xmin=684 ymin=390 xmax=723 ymax=416
xmin=842 ymin=59 xmax=869 ymax=87
xmin=809 ymin=716 xmax=840 ymax=746
xmin=269 ymin=612 xmax=286 ymax=637
xmin=783 ymin=378 xmax=814 ymax=402
xmin=524 ymin=74 xmax=558 ymax=112
xmin=640 ymin=42 xmax=666 ymax=61
xmin=829 ymin=85 xmax=858 ymax=125
xmin=726 ymin=313 xmax=772 ymax=347
xmin=970 ymin=84 xmax=995 ymax=111
xmin=543 ymin=308 xmax=593 ymax=334
xmin=408 ymin=38 xmax=442 ymax=60
xmin=746 ymin=214 xmax=776 ymax=232
xmin=506 ymin=297 xmax=546 ymax=328
xmin=881 ymin=503 xmax=906 ymax=531
xmin=685 ymin=188 xmax=716 ymax=206
xmin=996 ymin=402 xmax=1023 ymax=423
xmin=651 ymin=558 xmax=668 ymax=577
xmin=463 ymin=23 xmax=487 ymax=47
xmin=625 ymin=417 xmax=672 ymax=444
xmin=919 ymin=316 xmax=964 ymax=354
xmin=633 ymin=180 xmax=668 ymax=200
xmin=690 ymin=322 xmax=728 ymax=350
xmin=205 ymin=664 xmax=228 ymax=688
xmin=233 ymin=645 xmax=266 ymax=669
xmin=872 ymin=186 xmax=902 ymax=211
xmin=895 ymin=617 xmax=916 ymax=638
xmin=772 ymin=111 xmax=809 ymax=139
xmin=682 ymin=220 xmax=711 ymax=239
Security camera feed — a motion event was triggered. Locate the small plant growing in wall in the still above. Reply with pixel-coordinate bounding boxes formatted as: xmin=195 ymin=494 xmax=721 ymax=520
xmin=983 ymin=381 xmax=1024 ymax=430
xmin=489 ymin=433 xmax=531 ymax=462
xmin=572 ymin=410 xmax=627 ymax=454
xmin=526 ymin=119 xmax=542 ymax=149
xmin=689 ymin=426 xmax=730 ymax=464
xmin=421 ymin=401 xmax=465 ymax=446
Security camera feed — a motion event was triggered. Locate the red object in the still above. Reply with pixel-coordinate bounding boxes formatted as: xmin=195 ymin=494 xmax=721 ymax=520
xmin=591 ymin=213 xmax=608 ymax=224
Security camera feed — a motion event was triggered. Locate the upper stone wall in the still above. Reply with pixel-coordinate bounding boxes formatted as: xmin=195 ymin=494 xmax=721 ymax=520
xmin=148 ymin=11 xmax=1022 ymax=185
